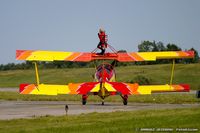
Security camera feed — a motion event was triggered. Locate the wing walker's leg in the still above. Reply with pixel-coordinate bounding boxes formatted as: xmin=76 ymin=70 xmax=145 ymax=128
xmin=34 ymin=62 xmax=40 ymax=85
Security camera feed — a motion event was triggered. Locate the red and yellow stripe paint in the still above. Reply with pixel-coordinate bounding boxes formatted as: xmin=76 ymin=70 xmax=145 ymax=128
xmin=16 ymin=50 xmax=194 ymax=62
xmin=19 ymin=82 xmax=100 ymax=95
xmin=117 ymin=51 xmax=194 ymax=62
xmin=105 ymin=82 xmax=189 ymax=95
xmin=19 ymin=82 xmax=189 ymax=95
xmin=16 ymin=50 xmax=92 ymax=62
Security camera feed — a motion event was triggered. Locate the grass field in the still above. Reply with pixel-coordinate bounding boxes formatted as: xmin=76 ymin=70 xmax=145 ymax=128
xmin=0 ymin=63 xmax=200 ymax=89
xmin=0 ymin=107 xmax=199 ymax=133
xmin=0 ymin=91 xmax=199 ymax=104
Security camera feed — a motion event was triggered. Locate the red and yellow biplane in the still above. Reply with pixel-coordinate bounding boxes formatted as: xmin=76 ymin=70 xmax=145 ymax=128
xmin=16 ymin=45 xmax=194 ymax=105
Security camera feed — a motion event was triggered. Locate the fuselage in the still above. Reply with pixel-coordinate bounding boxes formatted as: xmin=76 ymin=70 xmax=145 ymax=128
xmin=95 ymin=63 xmax=116 ymax=82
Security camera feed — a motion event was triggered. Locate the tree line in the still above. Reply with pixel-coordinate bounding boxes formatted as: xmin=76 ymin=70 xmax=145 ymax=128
xmin=0 ymin=40 xmax=199 ymax=71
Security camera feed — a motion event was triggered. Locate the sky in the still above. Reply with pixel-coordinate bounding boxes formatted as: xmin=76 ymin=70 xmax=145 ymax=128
xmin=0 ymin=0 xmax=200 ymax=64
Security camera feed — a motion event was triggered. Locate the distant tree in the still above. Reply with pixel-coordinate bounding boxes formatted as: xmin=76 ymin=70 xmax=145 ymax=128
xmin=192 ymin=48 xmax=199 ymax=63
xmin=0 ymin=64 xmax=5 ymax=70
xmin=53 ymin=61 xmax=64 ymax=68
xmin=166 ymin=44 xmax=181 ymax=51
xmin=156 ymin=41 xmax=166 ymax=51
xmin=183 ymin=48 xmax=199 ymax=63
xmin=25 ymin=61 xmax=33 ymax=69
xmin=138 ymin=40 xmax=165 ymax=52
xmin=152 ymin=41 xmax=159 ymax=51
xmin=117 ymin=50 xmax=127 ymax=53
xmin=138 ymin=41 xmax=154 ymax=52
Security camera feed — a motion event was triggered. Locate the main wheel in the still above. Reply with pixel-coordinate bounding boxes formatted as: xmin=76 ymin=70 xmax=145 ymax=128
xmin=123 ymin=99 xmax=127 ymax=105
xmin=196 ymin=90 xmax=200 ymax=98
xmin=123 ymin=95 xmax=128 ymax=105
xmin=82 ymin=99 xmax=87 ymax=105
xmin=82 ymin=95 xmax=87 ymax=105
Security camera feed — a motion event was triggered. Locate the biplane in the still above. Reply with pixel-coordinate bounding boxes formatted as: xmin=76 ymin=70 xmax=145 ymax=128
xmin=16 ymin=44 xmax=194 ymax=105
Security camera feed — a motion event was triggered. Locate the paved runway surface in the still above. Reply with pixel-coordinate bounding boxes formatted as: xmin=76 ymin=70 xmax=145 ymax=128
xmin=0 ymin=88 xmax=18 ymax=92
xmin=0 ymin=101 xmax=199 ymax=120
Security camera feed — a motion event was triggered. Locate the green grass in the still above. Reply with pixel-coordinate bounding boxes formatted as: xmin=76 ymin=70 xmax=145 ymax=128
xmin=0 ymin=91 xmax=199 ymax=104
xmin=0 ymin=107 xmax=199 ymax=133
xmin=0 ymin=64 xmax=200 ymax=89
xmin=0 ymin=67 xmax=94 ymax=87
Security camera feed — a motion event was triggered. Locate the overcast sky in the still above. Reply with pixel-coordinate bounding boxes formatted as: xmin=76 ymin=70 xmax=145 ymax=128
xmin=0 ymin=0 xmax=199 ymax=64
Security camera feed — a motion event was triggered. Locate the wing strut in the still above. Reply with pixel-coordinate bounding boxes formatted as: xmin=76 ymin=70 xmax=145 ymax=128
xmin=170 ymin=59 xmax=175 ymax=85
xmin=34 ymin=62 xmax=40 ymax=85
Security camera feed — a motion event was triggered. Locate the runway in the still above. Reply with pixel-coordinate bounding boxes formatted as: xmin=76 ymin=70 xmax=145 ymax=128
xmin=0 ymin=88 xmax=18 ymax=92
xmin=0 ymin=100 xmax=199 ymax=120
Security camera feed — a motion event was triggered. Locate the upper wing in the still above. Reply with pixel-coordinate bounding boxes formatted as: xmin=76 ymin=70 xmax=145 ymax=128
xmin=16 ymin=50 xmax=194 ymax=62
xmin=16 ymin=50 xmax=92 ymax=62
xmin=117 ymin=51 xmax=194 ymax=62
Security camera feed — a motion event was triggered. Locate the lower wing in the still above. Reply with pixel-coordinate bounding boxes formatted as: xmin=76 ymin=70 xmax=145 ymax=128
xmin=19 ymin=82 xmax=101 ymax=95
xmin=19 ymin=82 xmax=189 ymax=95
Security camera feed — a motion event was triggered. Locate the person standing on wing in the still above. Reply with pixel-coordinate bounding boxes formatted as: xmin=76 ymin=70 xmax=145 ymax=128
xmin=97 ymin=28 xmax=108 ymax=55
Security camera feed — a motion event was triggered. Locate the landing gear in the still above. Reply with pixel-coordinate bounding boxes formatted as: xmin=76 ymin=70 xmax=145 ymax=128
xmin=196 ymin=90 xmax=200 ymax=98
xmin=101 ymin=99 xmax=104 ymax=105
xmin=82 ymin=95 xmax=88 ymax=105
xmin=82 ymin=99 xmax=86 ymax=105
xmin=121 ymin=95 xmax=128 ymax=105
xmin=123 ymin=98 xmax=127 ymax=105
